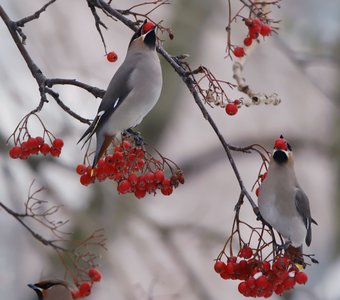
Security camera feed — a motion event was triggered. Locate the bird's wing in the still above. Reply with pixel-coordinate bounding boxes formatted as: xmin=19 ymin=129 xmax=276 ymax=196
xmin=294 ymin=188 xmax=315 ymax=246
xmin=78 ymin=63 xmax=135 ymax=146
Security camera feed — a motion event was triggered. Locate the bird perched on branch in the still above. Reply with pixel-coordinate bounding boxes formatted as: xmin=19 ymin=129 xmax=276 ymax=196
xmin=258 ymin=136 xmax=317 ymax=254
xmin=28 ymin=280 xmax=72 ymax=300
xmin=78 ymin=20 xmax=162 ymax=168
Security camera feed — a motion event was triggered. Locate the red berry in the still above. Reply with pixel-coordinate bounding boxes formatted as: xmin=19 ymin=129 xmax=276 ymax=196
xmin=27 ymin=137 xmax=39 ymax=150
xmin=50 ymin=146 xmax=61 ymax=157
xmin=228 ymin=256 xmax=237 ymax=263
xmin=283 ymin=277 xmax=295 ymax=289
xmin=249 ymin=27 xmax=259 ymax=39
xmin=122 ymin=140 xmax=131 ymax=150
xmin=112 ymin=151 xmax=123 ymax=162
xmin=143 ymin=21 xmax=155 ymax=33
xmin=246 ymin=276 xmax=256 ymax=289
xmin=240 ymin=246 xmax=253 ymax=259
xmin=161 ymin=179 xmax=173 ymax=196
xmin=253 ymin=18 xmax=262 ymax=27
xmin=261 ymin=172 xmax=267 ymax=182
xmin=78 ymin=282 xmax=92 ymax=297
xmin=274 ymin=137 xmax=288 ymax=151
xmin=238 ymin=281 xmax=247 ymax=295
xmin=233 ymin=46 xmax=245 ymax=58
xmin=107 ymin=51 xmax=118 ymax=62
xmin=76 ymin=164 xmax=87 ymax=175
xmin=214 ymin=261 xmax=226 ymax=274
xmin=295 ymin=271 xmax=308 ymax=284
xmin=80 ymin=174 xmax=93 ymax=186
xmin=52 ymin=138 xmax=64 ymax=148
xmin=225 ymin=103 xmax=238 ymax=116
xmin=88 ymin=268 xmax=102 ymax=282
xmin=39 ymin=143 xmax=50 ymax=155
xmin=9 ymin=146 xmax=22 ymax=159
xmin=260 ymin=24 xmax=272 ymax=36
xmin=145 ymin=171 xmax=155 ymax=183
xmin=261 ymin=261 xmax=271 ymax=273
xmin=35 ymin=136 xmax=44 ymax=145
xmin=21 ymin=141 xmax=29 ymax=152
xmin=117 ymin=180 xmax=131 ymax=194
xmin=256 ymin=275 xmax=268 ymax=289
xmin=154 ymin=170 xmax=165 ymax=183
xmin=274 ymin=284 xmax=284 ymax=295
xmin=243 ymin=37 xmax=253 ymax=46
xmin=134 ymin=188 xmax=146 ymax=199
xmin=128 ymin=173 xmax=139 ymax=186
xmin=255 ymin=187 xmax=260 ymax=197
xmin=71 ymin=290 xmax=80 ymax=299
xmin=225 ymin=262 xmax=235 ymax=275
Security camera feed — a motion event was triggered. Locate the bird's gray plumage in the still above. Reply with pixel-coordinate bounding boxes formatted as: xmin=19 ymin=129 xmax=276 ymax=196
xmin=78 ymin=21 xmax=162 ymax=167
xmin=294 ymin=188 xmax=317 ymax=246
xmin=258 ymin=141 xmax=316 ymax=248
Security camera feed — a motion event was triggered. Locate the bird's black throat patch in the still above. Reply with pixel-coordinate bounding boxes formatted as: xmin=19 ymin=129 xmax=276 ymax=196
xmin=144 ymin=29 xmax=156 ymax=49
xmin=273 ymin=150 xmax=288 ymax=164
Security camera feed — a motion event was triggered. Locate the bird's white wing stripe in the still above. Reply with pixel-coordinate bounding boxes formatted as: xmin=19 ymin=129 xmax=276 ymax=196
xmin=97 ymin=110 xmax=105 ymax=117
xmin=113 ymin=98 xmax=120 ymax=109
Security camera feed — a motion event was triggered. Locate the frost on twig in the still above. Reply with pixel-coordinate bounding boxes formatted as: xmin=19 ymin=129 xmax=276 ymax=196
xmin=233 ymin=62 xmax=281 ymax=107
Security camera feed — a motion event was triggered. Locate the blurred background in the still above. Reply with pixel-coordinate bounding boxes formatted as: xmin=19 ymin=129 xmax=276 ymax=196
xmin=0 ymin=0 xmax=339 ymax=299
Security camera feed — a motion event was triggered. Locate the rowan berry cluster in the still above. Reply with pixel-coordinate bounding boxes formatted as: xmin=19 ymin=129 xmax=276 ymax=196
xmin=233 ymin=18 xmax=272 ymax=58
xmin=214 ymin=248 xmax=308 ymax=298
xmin=71 ymin=268 xmax=102 ymax=299
xmin=7 ymin=113 xmax=64 ymax=160
xmin=77 ymin=138 xmax=184 ymax=198
xmin=8 ymin=136 xmax=64 ymax=160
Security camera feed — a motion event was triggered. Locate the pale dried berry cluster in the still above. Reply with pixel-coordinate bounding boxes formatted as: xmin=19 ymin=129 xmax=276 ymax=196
xmin=233 ymin=18 xmax=272 ymax=58
xmin=214 ymin=246 xmax=308 ymax=298
xmin=71 ymin=268 xmax=102 ymax=299
xmin=8 ymin=136 xmax=64 ymax=160
xmin=76 ymin=140 xmax=184 ymax=198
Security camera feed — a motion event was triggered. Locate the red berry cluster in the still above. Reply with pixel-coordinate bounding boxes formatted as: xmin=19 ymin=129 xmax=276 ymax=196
xmin=8 ymin=136 xmax=64 ymax=160
xmin=233 ymin=18 xmax=272 ymax=58
xmin=71 ymin=268 xmax=102 ymax=299
xmin=77 ymin=139 xmax=184 ymax=198
xmin=214 ymin=247 xmax=308 ymax=298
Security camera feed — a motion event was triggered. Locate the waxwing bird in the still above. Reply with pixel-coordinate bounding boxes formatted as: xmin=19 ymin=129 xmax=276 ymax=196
xmin=78 ymin=20 xmax=162 ymax=167
xmin=28 ymin=279 xmax=72 ymax=300
xmin=258 ymin=136 xmax=317 ymax=249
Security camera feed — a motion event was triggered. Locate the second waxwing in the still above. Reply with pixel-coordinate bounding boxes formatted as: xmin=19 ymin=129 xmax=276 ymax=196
xmin=78 ymin=19 xmax=162 ymax=167
xmin=28 ymin=279 xmax=72 ymax=300
xmin=258 ymin=136 xmax=317 ymax=249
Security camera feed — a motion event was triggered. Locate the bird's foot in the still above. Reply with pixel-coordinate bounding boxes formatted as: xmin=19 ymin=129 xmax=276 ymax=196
xmin=276 ymin=241 xmax=291 ymax=251
xmin=125 ymin=128 xmax=145 ymax=147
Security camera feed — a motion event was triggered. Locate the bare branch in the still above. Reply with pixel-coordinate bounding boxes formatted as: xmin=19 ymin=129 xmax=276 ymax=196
xmin=16 ymin=0 xmax=58 ymax=27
